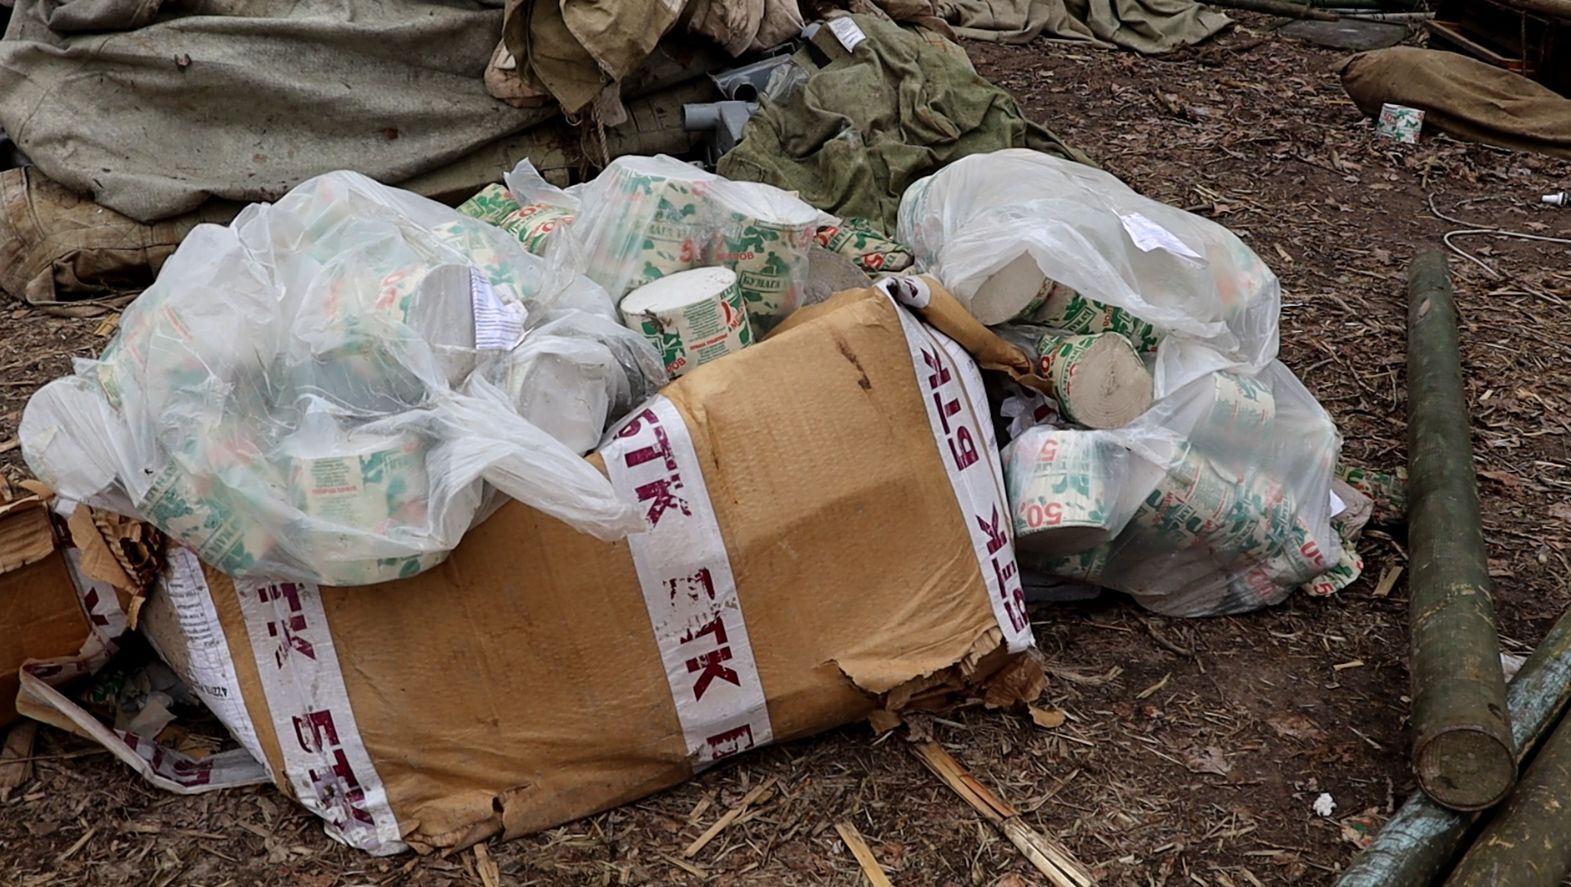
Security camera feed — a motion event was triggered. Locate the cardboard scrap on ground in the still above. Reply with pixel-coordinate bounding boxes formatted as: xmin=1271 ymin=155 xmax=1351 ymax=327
xmin=0 ymin=490 xmax=140 ymax=727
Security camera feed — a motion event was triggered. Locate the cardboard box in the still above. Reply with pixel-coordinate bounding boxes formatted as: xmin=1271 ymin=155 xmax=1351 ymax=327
xmin=27 ymin=281 xmax=1043 ymax=855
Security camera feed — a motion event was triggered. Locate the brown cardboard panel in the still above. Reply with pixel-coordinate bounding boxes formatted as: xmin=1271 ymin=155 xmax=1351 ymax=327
xmin=0 ymin=498 xmax=91 ymax=726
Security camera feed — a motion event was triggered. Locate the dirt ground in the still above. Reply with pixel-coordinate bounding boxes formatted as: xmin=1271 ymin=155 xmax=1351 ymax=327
xmin=4 ymin=17 xmax=1571 ymax=887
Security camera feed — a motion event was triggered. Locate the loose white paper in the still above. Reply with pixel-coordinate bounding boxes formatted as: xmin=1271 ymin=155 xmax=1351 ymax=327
xmin=1120 ymin=212 xmax=1204 ymax=262
xmin=828 ymin=17 xmax=866 ymax=52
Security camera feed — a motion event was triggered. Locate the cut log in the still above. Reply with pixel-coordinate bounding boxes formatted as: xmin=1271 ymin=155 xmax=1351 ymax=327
xmin=1336 ymin=603 xmax=1571 ymax=886
xmin=1445 ymin=709 xmax=1571 ymax=886
xmin=1034 ymin=332 xmax=1153 ymax=429
xmin=1405 ymin=250 xmax=1515 ymax=812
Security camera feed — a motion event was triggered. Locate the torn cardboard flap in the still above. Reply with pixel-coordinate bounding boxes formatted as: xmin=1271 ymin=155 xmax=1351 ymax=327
xmin=0 ymin=493 xmax=91 ymax=726
xmin=63 ymin=503 xmax=163 ymax=627
xmin=0 ymin=493 xmax=57 ymax=573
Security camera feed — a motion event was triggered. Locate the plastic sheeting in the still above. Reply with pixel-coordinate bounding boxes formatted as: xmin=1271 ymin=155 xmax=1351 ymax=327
xmin=899 ymin=148 xmax=1279 ymax=397
xmin=21 ymin=172 xmax=665 ymax=587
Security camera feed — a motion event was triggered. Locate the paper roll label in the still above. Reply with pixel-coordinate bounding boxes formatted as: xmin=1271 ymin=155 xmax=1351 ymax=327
xmin=632 ymin=277 xmax=753 ymax=377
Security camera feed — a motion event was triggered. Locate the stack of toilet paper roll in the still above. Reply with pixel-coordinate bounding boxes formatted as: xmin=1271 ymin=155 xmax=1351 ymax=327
xmin=578 ymin=157 xmax=716 ymax=298
xmin=619 ymin=267 xmax=754 ymax=378
xmin=282 ymin=428 xmax=440 ymax=585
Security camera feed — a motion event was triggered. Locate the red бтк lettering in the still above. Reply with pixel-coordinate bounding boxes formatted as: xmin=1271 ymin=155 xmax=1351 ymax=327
xmin=681 ymin=615 xmax=741 ymax=701
xmin=922 ymin=348 xmax=980 ymax=472
xmin=292 ymin=709 xmax=376 ymax=828
xmin=618 ymin=408 xmax=692 ymax=526
xmin=978 ymin=507 xmax=1028 ymax=632
xmin=261 ymin=583 xmax=316 ymax=666
xmin=705 ymin=724 xmax=756 ymax=760
xmin=635 ymin=477 xmax=691 ymax=526
xmin=666 ymin=568 xmax=717 ymax=603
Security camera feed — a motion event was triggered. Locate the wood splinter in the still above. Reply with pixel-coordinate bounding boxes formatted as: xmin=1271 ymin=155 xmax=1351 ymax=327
xmin=911 ymin=741 xmax=1095 ymax=887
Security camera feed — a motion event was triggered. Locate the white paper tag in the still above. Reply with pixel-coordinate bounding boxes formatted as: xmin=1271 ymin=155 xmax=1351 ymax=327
xmin=470 ymin=267 xmax=526 ymax=350
xmin=601 ymin=397 xmax=773 ymax=769
xmin=1119 ymin=212 xmax=1204 ymax=262
xmin=828 ymin=17 xmax=866 ymax=52
xmin=1330 ymin=489 xmax=1347 ymax=517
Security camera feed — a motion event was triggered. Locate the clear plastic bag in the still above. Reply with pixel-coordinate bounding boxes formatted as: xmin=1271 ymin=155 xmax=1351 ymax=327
xmin=897 ymin=149 xmax=1280 ymax=396
xmin=504 ymin=155 xmax=822 ymax=331
xmin=1020 ymin=361 xmax=1343 ymax=617
xmin=489 ymin=309 xmax=667 ymax=455
xmin=21 ymin=172 xmax=663 ymax=587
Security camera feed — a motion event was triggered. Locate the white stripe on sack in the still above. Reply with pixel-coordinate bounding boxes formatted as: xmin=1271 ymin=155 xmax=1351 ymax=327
xmin=883 ymin=282 xmax=1036 ymax=653
xmin=601 ymin=396 xmax=774 ymax=769
xmin=235 ymin=578 xmax=406 ymax=855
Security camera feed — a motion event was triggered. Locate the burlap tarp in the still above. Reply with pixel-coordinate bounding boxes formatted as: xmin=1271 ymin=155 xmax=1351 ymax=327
xmin=0 ymin=76 xmax=711 ymax=310
xmin=1339 ymin=47 xmax=1571 ymax=162
xmin=938 ymin=0 xmax=1230 ymax=53
xmin=718 ymin=14 xmax=1091 ymax=233
xmin=0 ymin=0 xmax=555 ymax=223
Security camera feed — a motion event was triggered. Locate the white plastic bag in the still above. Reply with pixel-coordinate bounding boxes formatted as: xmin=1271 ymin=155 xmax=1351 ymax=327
xmin=505 ymin=155 xmax=822 ymax=331
xmin=22 ymin=172 xmax=662 ymax=587
xmin=898 ymin=149 xmax=1280 ymax=396
xmin=1021 ymin=361 xmax=1343 ymax=617
xmin=491 ymin=310 xmax=667 ymax=455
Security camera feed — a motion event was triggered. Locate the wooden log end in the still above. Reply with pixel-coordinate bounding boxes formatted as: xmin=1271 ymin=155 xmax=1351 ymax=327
xmin=1415 ymin=726 xmax=1516 ymax=811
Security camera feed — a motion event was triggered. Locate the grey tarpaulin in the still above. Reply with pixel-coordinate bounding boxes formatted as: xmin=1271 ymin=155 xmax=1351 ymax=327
xmin=0 ymin=0 xmax=557 ymax=223
xmin=0 ymin=77 xmax=713 ymax=308
xmin=937 ymin=0 xmax=1230 ymax=53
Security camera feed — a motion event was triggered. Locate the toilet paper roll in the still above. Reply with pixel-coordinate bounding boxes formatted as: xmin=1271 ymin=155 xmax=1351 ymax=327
xmin=619 ymin=266 xmax=754 ymax=378
xmin=1035 ymin=332 xmax=1154 ymax=429
xmin=498 ymin=203 xmax=577 ymax=255
xmin=1035 ymin=286 xmax=1162 ymax=353
xmin=710 ymin=184 xmax=819 ymax=332
xmin=971 ymin=252 xmax=1053 ymax=325
xmin=1005 ymin=428 xmax=1127 ymax=555
xmin=587 ymin=157 xmax=715 ymax=295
